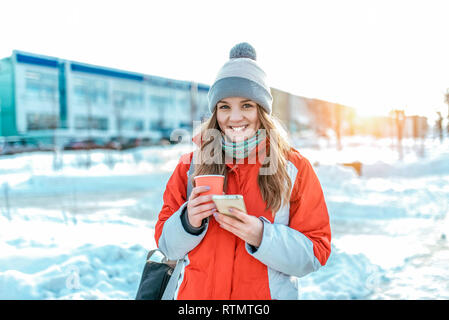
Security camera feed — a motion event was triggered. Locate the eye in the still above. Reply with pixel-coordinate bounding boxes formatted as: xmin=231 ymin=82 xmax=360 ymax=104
xmin=242 ymin=103 xmax=254 ymax=109
xmin=218 ymin=105 xmax=230 ymax=109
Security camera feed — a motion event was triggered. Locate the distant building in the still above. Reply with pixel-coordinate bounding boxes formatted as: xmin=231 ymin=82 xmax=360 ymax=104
xmin=271 ymin=88 xmax=358 ymax=140
xmin=3 ymin=50 xmax=411 ymax=152
xmin=271 ymin=87 xmax=311 ymax=134
xmin=404 ymin=115 xmax=428 ymax=139
xmin=0 ymin=50 xmax=210 ymax=147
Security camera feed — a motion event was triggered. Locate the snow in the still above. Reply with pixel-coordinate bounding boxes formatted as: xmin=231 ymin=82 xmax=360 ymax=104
xmin=0 ymin=136 xmax=448 ymax=299
xmin=0 ymin=207 xmax=156 ymax=299
xmin=296 ymin=137 xmax=449 ymax=299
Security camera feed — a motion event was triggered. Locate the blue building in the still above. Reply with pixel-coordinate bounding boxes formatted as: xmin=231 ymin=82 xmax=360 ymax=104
xmin=0 ymin=50 xmax=210 ymax=148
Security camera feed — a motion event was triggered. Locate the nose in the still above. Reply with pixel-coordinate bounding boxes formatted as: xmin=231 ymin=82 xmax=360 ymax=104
xmin=228 ymin=108 xmax=244 ymax=123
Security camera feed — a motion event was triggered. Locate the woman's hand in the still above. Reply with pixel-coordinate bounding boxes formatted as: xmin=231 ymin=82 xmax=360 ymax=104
xmin=213 ymin=207 xmax=264 ymax=247
xmin=186 ymin=186 xmax=217 ymax=228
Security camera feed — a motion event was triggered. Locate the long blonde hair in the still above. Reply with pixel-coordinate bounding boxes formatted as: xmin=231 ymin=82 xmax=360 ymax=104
xmin=191 ymin=105 xmax=292 ymax=215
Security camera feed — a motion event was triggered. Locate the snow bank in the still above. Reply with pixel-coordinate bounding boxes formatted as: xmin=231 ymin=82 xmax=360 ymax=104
xmin=299 ymin=245 xmax=389 ymax=299
xmin=0 ymin=211 xmax=155 ymax=300
xmin=313 ymin=148 xmax=449 ymax=221
xmin=362 ymin=151 xmax=449 ymax=178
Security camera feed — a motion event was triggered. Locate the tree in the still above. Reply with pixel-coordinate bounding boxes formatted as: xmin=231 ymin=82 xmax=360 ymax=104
xmin=390 ymin=109 xmax=405 ymax=160
xmin=445 ymin=89 xmax=449 ymax=135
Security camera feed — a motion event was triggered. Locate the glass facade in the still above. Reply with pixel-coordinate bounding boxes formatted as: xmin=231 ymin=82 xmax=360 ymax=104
xmin=112 ymin=81 xmax=144 ymax=109
xmin=197 ymin=89 xmax=211 ymax=121
xmin=113 ymin=89 xmax=144 ymax=108
xmin=74 ymin=115 xmax=108 ymax=131
xmin=24 ymin=70 xmax=58 ymax=102
xmin=72 ymin=76 xmax=108 ymax=106
xmin=118 ymin=118 xmax=144 ymax=131
xmin=1 ymin=51 xmax=211 ymax=143
xmin=26 ymin=113 xmax=58 ymax=130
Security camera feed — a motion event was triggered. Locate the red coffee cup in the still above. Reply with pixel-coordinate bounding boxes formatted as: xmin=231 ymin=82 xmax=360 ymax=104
xmin=193 ymin=175 xmax=224 ymax=196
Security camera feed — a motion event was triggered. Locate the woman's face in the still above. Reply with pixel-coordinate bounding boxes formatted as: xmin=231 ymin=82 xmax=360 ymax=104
xmin=216 ymin=97 xmax=261 ymax=143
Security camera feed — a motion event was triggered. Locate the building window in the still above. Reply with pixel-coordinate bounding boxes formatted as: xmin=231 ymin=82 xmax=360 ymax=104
xmin=149 ymin=119 xmax=162 ymax=130
xmin=25 ymin=70 xmax=58 ymax=101
xmin=113 ymin=90 xmax=144 ymax=108
xmin=26 ymin=113 xmax=58 ymax=130
xmin=74 ymin=115 xmax=108 ymax=131
xmin=72 ymin=76 xmax=108 ymax=105
xmin=118 ymin=118 xmax=144 ymax=131
xmin=149 ymin=94 xmax=172 ymax=108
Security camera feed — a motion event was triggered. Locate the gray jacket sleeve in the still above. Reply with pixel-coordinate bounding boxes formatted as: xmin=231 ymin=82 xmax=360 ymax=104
xmin=180 ymin=205 xmax=208 ymax=235
xmin=245 ymin=217 xmax=322 ymax=278
xmin=158 ymin=202 xmax=209 ymax=260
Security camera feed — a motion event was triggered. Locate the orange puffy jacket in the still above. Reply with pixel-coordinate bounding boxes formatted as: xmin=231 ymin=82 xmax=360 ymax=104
xmin=155 ymin=140 xmax=331 ymax=300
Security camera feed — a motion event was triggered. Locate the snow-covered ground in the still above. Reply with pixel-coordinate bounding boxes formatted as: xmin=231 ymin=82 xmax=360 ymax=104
xmin=0 ymin=136 xmax=448 ymax=299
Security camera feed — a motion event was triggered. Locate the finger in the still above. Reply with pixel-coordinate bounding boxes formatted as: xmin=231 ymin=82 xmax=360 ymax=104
xmin=190 ymin=186 xmax=210 ymax=200
xmin=196 ymin=209 xmax=216 ymax=221
xmin=190 ymin=186 xmax=211 ymax=200
xmin=191 ymin=202 xmax=217 ymax=215
xmin=217 ymin=217 xmax=245 ymax=238
xmin=215 ymin=212 xmax=244 ymax=227
xmin=228 ymin=207 xmax=249 ymax=222
xmin=190 ymin=194 xmax=214 ymax=207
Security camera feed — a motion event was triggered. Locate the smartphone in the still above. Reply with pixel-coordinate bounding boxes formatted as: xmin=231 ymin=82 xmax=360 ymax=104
xmin=212 ymin=195 xmax=247 ymax=220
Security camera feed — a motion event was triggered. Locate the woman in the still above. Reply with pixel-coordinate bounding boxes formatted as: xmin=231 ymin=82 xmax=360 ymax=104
xmin=155 ymin=43 xmax=331 ymax=300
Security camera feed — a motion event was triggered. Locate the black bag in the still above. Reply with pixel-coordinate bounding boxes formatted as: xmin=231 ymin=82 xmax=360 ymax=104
xmin=135 ymin=249 xmax=177 ymax=300
xmin=135 ymin=151 xmax=195 ymax=300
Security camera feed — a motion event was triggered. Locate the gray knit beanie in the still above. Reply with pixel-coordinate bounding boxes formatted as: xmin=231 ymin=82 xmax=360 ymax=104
xmin=208 ymin=42 xmax=273 ymax=115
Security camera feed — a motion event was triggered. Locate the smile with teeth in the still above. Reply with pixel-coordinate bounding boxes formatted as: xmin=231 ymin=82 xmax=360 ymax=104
xmin=229 ymin=125 xmax=248 ymax=132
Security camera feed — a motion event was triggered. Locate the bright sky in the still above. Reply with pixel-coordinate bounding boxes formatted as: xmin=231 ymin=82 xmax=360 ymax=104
xmin=2 ymin=0 xmax=449 ymax=120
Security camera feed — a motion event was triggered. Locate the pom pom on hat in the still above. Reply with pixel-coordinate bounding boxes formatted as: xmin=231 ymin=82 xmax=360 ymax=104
xmin=229 ymin=42 xmax=257 ymax=61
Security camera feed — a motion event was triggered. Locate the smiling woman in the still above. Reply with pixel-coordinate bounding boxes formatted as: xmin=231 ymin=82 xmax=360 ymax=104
xmin=154 ymin=42 xmax=331 ymax=300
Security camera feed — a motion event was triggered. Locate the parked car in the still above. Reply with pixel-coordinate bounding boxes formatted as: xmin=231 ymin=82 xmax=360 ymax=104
xmin=0 ymin=141 xmax=14 ymax=155
xmin=120 ymin=138 xmax=141 ymax=150
xmin=0 ymin=138 xmax=41 ymax=155
xmin=63 ymin=138 xmax=107 ymax=150
xmin=104 ymin=138 xmax=122 ymax=150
